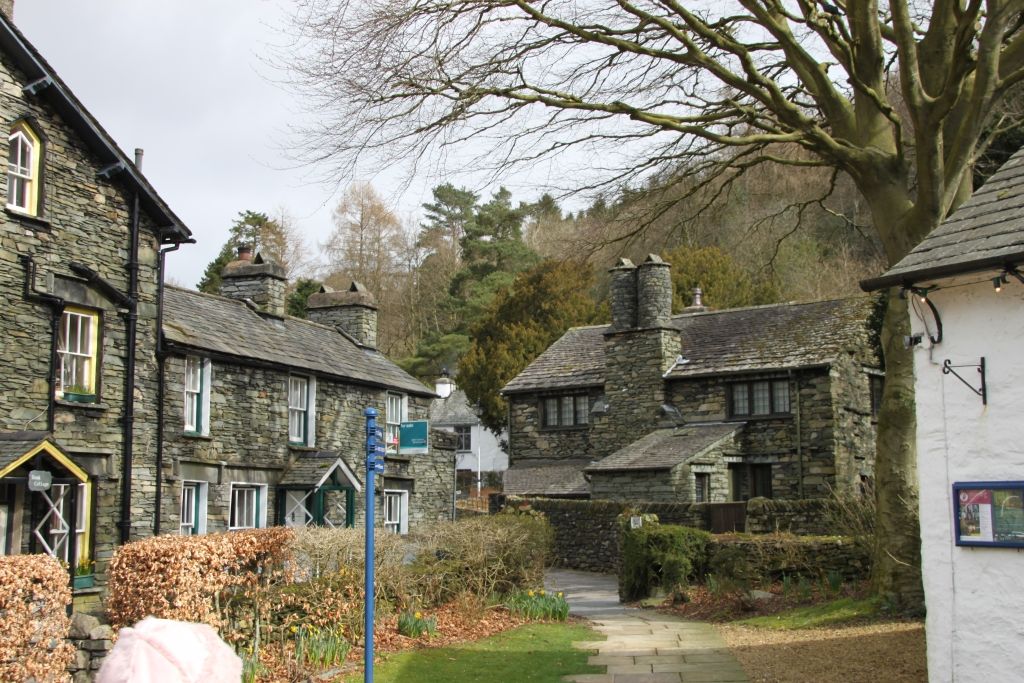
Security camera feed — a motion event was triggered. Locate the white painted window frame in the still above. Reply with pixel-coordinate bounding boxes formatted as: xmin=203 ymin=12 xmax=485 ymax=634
xmin=385 ymin=392 xmax=406 ymax=454
xmin=382 ymin=489 xmax=409 ymax=534
xmin=229 ymin=483 xmax=268 ymax=530
xmin=179 ymin=481 xmax=208 ymax=535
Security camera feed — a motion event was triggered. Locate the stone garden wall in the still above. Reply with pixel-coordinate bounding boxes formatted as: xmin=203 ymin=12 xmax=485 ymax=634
xmin=495 ymin=495 xmax=851 ymax=573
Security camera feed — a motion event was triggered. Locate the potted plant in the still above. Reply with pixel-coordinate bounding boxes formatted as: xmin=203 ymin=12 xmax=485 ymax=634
xmin=61 ymin=384 xmax=95 ymax=403
xmin=73 ymin=558 xmax=94 ymax=589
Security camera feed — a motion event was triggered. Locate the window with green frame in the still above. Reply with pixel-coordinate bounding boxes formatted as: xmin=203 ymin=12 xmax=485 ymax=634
xmin=179 ymin=481 xmax=207 ymax=535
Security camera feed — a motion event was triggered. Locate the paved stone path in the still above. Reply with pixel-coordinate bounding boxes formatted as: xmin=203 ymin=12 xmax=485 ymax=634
xmin=545 ymin=569 xmax=749 ymax=683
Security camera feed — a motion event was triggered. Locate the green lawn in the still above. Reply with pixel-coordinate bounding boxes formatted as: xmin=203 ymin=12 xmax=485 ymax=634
xmin=343 ymin=623 xmax=604 ymax=682
xmin=735 ymin=596 xmax=881 ymax=630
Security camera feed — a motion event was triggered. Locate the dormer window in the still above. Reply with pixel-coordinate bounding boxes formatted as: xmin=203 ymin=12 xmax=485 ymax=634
xmin=7 ymin=121 xmax=42 ymax=216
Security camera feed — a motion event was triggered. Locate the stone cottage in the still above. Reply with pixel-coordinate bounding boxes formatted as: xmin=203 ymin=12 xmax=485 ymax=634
xmin=159 ymin=256 xmax=450 ymax=536
xmin=860 ymin=148 xmax=1024 ymax=683
xmin=0 ymin=7 xmax=191 ymax=589
xmin=0 ymin=6 xmax=451 ymax=599
xmin=502 ymin=255 xmax=881 ymax=503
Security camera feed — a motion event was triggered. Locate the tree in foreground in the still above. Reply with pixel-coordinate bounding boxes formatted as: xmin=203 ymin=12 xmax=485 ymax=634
xmin=285 ymin=1 xmax=1024 ymax=607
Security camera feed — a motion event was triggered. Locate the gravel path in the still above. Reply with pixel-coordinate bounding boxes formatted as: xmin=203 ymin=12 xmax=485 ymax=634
xmin=716 ymin=621 xmax=926 ymax=682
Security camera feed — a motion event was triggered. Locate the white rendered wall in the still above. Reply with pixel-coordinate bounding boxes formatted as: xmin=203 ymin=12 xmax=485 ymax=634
xmin=438 ymin=425 xmax=508 ymax=472
xmin=909 ymin=275 xmax=1024 ymax=683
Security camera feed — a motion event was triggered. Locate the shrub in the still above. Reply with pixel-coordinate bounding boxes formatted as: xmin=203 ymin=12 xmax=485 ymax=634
xmin=0 ymin=554 xmax=74 ymax=682
xmin=619 ymin=519 xmax=711 ymax=601
xmin=505 ymin=588 xmax=570 ymax=621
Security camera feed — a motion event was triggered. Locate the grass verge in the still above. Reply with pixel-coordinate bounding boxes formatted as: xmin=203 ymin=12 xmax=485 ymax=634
xmin=343 ymin=622 xmax=604 ymax=682
xmin=734 ymin=596 xmax=880 ymax=630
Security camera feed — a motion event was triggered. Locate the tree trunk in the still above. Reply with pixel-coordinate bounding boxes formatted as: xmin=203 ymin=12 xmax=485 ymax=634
xmin=872 ymin=290 xmax=924 ymax=610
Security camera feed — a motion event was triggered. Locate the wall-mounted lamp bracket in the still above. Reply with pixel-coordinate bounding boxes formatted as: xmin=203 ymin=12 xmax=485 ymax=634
xmin=942 ymin=357 xmax=987 ymax=405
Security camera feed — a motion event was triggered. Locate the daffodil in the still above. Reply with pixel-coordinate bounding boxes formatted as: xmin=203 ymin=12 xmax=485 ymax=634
xmin=527 ymin=590 xmax=534 ymax=597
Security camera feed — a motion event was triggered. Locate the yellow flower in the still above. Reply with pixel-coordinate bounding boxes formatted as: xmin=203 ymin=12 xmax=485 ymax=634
xmin=415 ymin=611 xmax=422 ymax=620
xmin=540 ymin=590 xmax=546 ymax=596
xmin=290 ymin=626 xmax=298 ymax=633
xmin=557 ymin=592 xmax=564 ymax=598
xmin=527 ymin=590 xmax=534 ymax=597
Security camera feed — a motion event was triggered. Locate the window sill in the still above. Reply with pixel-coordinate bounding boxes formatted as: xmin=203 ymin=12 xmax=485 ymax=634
xmin=182 ymin=432 xmax=212 ymax=441
xmin=55 ymin=399 xmax=107 ymax=411
xmin=725 ymin=414 xmax=793 ymax=422
xmin=288 ymin=444 xmax=317 ymax=452
xmin=538 ymin=425 xmax=589 ymax=432
xmin=5 ymin=206 xmax=49 ymax=229
xmin=385 ymin=454 xmax=411 ymax=462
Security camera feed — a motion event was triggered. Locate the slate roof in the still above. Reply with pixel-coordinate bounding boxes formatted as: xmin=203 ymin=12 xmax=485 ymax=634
xmin=162 ymin=287 xmax=433 ymax=397
xmin=585 ymin=423 xmax=742 ymax=473
xmin=862 ymin=148 xmax=1024 ymax=290
xmin=665 ymin=297 xmax=873 ymax=379
xmin=430 ymin=389 xmax=479 ymax=427
xmin=279 ymin=451 xmax=362 ymax=490
xmin=0 ymin=431 xmax=50 ymax=466
xmin=502 ymin=297 xmax=873 ymax=392
xmin=501 ymin=325 xmax=608 ymax=394
xmin=503 ymin=459 xmax=591 ymax=497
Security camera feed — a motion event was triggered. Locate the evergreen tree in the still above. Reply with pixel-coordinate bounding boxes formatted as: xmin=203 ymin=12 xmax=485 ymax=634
xmin=459 ymin=260 xmax=597 ymax=433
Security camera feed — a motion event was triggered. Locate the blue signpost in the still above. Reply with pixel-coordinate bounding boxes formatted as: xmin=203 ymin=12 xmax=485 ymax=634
xmin=363 ymin=408 xmax=385 ymax=683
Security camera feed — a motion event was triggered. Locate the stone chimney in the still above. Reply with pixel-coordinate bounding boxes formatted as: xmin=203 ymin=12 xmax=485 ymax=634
xmin=595 ymin=254 xmax=680 ymax=456
xmin=636 ymin=254 xmax=672 ymax=327
xmin=608 ymin=258 xmax=637 ymax=331
xmin=0 ymin=1 xmax=14 ymax=20
xmin=219 ymin=246 xmax=287 ymax=316
xmin=306 ymin=281 xmax=378 ymax=348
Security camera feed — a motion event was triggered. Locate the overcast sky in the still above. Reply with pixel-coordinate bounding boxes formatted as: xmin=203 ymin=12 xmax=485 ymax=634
xmin=14 ymin=0 xmax=521 ymax=288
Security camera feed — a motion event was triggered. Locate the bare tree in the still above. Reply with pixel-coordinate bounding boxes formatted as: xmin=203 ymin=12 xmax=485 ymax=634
xmin=285 ymin=0 xmax=1024 ymax=607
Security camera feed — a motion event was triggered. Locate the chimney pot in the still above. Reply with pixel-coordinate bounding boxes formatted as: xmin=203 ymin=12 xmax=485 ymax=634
xmin=237 ymin=245 xmax=253 ymax=261
xmin=693 ymin=287 xmax=703 ymax=308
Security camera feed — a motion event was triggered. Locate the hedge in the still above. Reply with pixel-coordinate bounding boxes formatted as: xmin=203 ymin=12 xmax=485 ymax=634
xmin=0 ymin=554 xmax=74 ymax=682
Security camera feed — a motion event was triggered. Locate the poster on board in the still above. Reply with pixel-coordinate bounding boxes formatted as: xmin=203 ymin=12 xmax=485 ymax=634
xmin=953 ymin=482 xmax=1024 ymax=548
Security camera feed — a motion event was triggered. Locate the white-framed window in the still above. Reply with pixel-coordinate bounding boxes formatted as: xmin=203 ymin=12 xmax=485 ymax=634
xmin=57 ymin=307 xmax=99 ymax=399
xmin=179 ymin=481 xmax=208 ymax=535
xmin=386 ymin=393 xmax=406 ymax=453
xmin=455 ymin=425 xmax=471 ymax=452
xmin=729 ymin=379 xmax=790 ymax=417
xmin=288 ymin=375 xmax=316 ymax=446
xmin=183 ymin=356 xmax=211 ymax=434
xmin=229 ymin=483 xmax=268 ymax=530
xmin=7 ymin=121 xmax=41 ymax=215
xmin=541 ymin=394 xmax=589 ymax=428
xmin=383 ymin=490 xmax=408 ymax=534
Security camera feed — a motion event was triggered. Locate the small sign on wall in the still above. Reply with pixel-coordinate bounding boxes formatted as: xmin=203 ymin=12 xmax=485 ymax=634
xmin=953 ymin=481 xmax=1024 ymax=548
xmin=399 ymin=420 xmax=429 ymax=455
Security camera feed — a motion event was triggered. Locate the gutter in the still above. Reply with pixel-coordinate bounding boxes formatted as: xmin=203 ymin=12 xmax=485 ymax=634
xmin=17 ymin=254 xmax=63 ymax=433
xmin=860 ymin=255 xmax=1024 ymax=292
xmin=153 ymin=240 xmax=190 ymax=536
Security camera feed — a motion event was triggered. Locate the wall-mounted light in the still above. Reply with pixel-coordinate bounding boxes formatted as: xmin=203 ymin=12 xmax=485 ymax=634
xmin=994 ymin=275 xmax=1004 ymax=293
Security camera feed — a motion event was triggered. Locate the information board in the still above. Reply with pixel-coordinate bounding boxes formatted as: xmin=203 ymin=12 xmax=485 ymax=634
xmin=953 ymin=481 xmax=1024 ymax=548
xmin=399 ymin=420 xmax=429 ymax=455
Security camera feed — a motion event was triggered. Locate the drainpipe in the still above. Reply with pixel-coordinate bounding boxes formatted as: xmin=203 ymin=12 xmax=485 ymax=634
xmin=117 ymin=148 xmax=143 ymax=545
xmin=18 ymin=254 xmax=64 ymax=433
xmin=153 ymin=239 xmax=189 ymax=536
xmin=790 ymin=369 xmax=804 ymax=499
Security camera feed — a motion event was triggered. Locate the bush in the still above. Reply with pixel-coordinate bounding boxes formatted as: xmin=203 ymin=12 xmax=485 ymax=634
xmin=619 ymin=519 xmax=711 ymax=601
xmin=0 ymin=554 xmax=74 ymax=682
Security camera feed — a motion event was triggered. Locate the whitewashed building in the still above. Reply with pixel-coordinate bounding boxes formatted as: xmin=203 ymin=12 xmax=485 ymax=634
xmin=430 ymin=376 xmax=508 ymax=493
xmin=862 ymin=149 xmax=1024 ymax=682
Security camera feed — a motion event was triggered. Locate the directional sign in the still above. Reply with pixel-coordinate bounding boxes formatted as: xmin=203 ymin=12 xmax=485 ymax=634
xmin=399 ymin=420 xmax=429 ymax=455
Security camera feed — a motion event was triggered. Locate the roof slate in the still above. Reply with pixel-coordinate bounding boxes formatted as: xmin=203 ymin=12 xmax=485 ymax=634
xmin=430 ymin=389 xmax=480 ymax=426
xmin=503 ymin=459 xmax=591 ymax=496
xmin=163 ymin=287 xmax=433 ymax=396
xmin=862 ymin=148 xmax=1024 ymax=290
xmin=501 ymin=325 xmax=608 ymax=393
xmin=502 ymin=297 xmax=873 ymax=392
xmin=585 ymin=423 xmax=742 ymax=472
